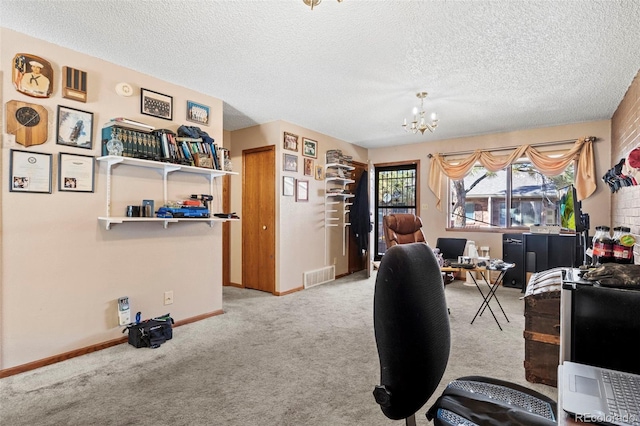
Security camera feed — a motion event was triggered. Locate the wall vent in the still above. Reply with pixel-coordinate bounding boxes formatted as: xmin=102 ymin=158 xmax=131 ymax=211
xmin=303 ymin=265 xmax=335 ymax=289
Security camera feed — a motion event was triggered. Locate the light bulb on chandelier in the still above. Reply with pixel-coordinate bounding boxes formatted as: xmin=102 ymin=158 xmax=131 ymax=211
xmin=303 ymin=0 xmax=343 ymax=10
xmin=402 ymin=92 xmax=439 ymax=134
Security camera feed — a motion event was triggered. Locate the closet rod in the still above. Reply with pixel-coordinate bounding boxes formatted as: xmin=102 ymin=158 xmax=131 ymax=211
xmin=427 ymin=136 xmax=597 ymax=159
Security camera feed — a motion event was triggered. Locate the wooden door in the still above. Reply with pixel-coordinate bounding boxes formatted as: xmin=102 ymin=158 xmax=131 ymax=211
xmin=242 ymin=146 xmax=276 ymax=293
xmin=348 ymin=161 xmax=368 ymax=274
xmin=222 ymin=175 xmax=231 ymax=286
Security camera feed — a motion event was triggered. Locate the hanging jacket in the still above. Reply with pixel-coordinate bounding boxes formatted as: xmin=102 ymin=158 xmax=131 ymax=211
xmin=350 ymin=170 xmax=371 ymax=255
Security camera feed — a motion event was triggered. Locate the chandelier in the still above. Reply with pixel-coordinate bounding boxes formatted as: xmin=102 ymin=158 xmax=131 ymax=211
xmin=303 ymin=0 xmax=343 ymax=10
xmin=402 ymin=92 xmax=439 ymax=134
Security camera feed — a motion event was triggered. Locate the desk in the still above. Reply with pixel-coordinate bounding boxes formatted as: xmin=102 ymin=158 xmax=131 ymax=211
xmin=442 ymin=264 xmax=513 ymax=331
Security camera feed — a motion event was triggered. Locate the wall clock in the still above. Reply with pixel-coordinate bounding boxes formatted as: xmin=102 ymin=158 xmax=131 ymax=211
xmin=5 ymin=100 xmax=49 ymax=147
xmin=12 ymin=53 xmax=54 ymax=98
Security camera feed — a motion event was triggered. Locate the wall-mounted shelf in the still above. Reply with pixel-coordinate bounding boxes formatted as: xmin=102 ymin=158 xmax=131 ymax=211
xmin=97 ymin=155 xmax=238 ymax=230
xmin=324 ymin=163 xmax=355 ymax=263
xmin=98 ymin=216 xmax=239 ymax=230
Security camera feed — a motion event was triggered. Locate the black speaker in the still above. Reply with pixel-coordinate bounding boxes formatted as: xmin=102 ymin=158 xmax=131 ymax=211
xmin=502 ymin=234 xmax=525 ymax=289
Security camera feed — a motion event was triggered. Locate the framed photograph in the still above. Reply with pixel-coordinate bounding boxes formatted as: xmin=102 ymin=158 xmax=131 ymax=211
xmin=9 ymin=149 xmax=52 ymax=193
xmin=304 ymin=158 xmax=314 ymax=176
xmin=296 ymin=179 xmax=309 ymax=202
xmin=58 ymin=152 xmax=95 ymax=192
xmin=186 ymin=100 xmax=210 ymax=126
xmin=283 ymin=132 xmax=299 ymax=152
xmin=283 ymin=176 xmax=295 ymax=196
xmin=56 ymin=105 xmax=94 ymax=149
xmin=315 ymin=165 xmax=324 ymax=180
xmin=284 ymin=153 xmax=298 ymax=172
xmin=141 ymin=88 xmax=173 ymax=120
xmin=302 ymin=137 xmax=317 ymax=158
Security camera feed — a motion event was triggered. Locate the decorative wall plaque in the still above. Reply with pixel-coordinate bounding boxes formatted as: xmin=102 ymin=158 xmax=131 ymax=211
xmin=62 ymin=66 xmax=88 ymax=102
xmin=5 ymin=100 xmax=49 ymax=147
xmin=12 ymin=53 xmax=54 ymax=98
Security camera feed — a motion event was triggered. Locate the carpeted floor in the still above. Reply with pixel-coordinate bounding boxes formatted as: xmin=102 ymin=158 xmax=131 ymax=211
xmin=0 ymin=271 xmax=556 ymax=425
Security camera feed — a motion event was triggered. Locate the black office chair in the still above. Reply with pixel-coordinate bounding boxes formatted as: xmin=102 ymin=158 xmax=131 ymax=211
xmin=373 ymin=243 xmax=557 ymax=426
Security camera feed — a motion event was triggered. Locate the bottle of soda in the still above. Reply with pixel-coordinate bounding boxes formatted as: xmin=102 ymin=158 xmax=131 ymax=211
xmin=592 ymin=225 xmax=613 ymax=265
xmin=613 ymin=226 xmax=635 ymax=264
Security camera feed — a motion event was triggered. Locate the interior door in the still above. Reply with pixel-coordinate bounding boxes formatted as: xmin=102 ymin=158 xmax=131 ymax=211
xmin=348 ymin=161 xmax=368 ymax=274
xmin=242 ymin=146 xmax=276 ymax=293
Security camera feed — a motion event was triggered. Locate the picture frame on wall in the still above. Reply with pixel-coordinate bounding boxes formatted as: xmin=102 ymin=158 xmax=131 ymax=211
xmin=296 ymin=179 xmax=309 ymax=202
xmin=284 ymin=153 xmax=298 ymax=172
xmin=56 ymin=105 xmax=94 ymax=149
xmin=9 ymin=149 xmax=52 ymax=194
xmin=283 ymin=132 xmax=299 ymax=152
xmin=58 ymin=152 xmax=95 ymax=192
xmin=283 ymin=176 xmax=295 ymax=196
xmin=304 ymin=158 xmax=313 ymax=176
xmin=302 ymin=137 xmax=317 ymax=158
xmin=141 ymin=88 xmax=173 ymax=120
xmin=186 ymin=100 xmax=210 ymax=126
xmin=315 ymin=165 xmax=324 ymax=180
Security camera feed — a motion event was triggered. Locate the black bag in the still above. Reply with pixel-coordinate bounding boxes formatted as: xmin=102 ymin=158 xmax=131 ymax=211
xmin=124 ymin=314 xmax=174 ymax=349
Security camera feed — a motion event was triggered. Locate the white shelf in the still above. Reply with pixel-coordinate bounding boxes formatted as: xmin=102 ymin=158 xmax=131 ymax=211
xmin=97 ymin=156 xmax=239 ymax=230
xmin=325 ymin=177 xmax=355 ymax=185
xmin=98 ymin=216 xmax=239 ymax=230
xmin=325 ymin=163 xmax=355 ymax=171
xmin=97 ymin=155 xmax=237 ymax=177
xmin=324 ymin=161 xmax=356 ymax=263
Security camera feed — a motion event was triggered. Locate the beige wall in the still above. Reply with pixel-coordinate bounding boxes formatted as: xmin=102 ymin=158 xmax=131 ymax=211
xmin=1 ymin=29 xmax=226 ymax=370
xmin=228 ymin=121 xmax=367 ymax=293
xmin=368 ymin=121 xmax=612 ymax=258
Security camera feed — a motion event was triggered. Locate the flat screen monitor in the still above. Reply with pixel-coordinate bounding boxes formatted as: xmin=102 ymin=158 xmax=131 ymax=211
xmin=571 ymin=285 xmax=640 ymax=374
xmin=436 ymin=238 xmax=467 ymax=261
xmin=558 ymin=184 xmax=584 ymax=232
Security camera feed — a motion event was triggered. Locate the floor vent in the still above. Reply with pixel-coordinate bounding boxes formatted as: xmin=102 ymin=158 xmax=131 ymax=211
xmin=303 ymin=266 xmax=336 ymax=289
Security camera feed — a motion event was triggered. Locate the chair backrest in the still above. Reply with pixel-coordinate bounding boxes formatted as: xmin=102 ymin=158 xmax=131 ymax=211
xmin=436 ymin=237 xmax=467 ymax=261
xmin=373 ymin=243 xmax=450 ymax=420
xmin=383 ymin=214 xmax=426 ymax=248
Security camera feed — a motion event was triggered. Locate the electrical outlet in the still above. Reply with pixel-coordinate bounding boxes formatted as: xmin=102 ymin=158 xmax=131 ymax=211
xmin=164 ymin=291 xmax=174 ymax=305
xmin=333 ymin=257 xmax=337 ymax=265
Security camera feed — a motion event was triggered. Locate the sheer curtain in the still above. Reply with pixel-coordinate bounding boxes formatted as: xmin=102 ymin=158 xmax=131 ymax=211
xmin=428 ymin=137 xmax=596 ymax=210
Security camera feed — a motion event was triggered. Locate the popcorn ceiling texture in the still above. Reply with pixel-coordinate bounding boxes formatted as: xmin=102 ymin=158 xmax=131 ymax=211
xmin=2 ymin=0 xmax=639 ymax=148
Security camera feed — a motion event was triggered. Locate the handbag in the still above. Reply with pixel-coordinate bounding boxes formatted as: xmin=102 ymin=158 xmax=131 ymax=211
xmin=123 ymin=314 xmax=174 ymax=349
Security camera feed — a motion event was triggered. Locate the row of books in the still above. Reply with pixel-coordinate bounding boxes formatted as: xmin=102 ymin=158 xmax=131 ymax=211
xmin=158 ymin=131 xmax=228 ymax=170
xmin=101 ymin=122 xmax=228 ymax=170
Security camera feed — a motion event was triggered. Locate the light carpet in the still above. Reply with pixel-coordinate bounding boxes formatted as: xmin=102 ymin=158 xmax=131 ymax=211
xmin=0 ymin=271 xmax=556 ymax=425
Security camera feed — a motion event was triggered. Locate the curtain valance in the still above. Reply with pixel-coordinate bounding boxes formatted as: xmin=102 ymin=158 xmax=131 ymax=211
xmin=428 ymin=137 xmax=596 ymax=210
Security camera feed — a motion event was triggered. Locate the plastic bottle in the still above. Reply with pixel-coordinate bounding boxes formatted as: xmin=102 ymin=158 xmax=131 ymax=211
xmin=592 ymin=226 xmax=614 ymax=265
xmin=613 ymin=226 xmax=635 ymax=264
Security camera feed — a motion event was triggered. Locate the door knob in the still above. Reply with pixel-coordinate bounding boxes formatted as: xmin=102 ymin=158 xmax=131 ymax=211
xmin=262 ymin=225 xmax=267 ymax=230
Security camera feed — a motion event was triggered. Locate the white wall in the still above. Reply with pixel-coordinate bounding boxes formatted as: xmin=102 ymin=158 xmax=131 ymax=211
xmin=1 ymin=29 xmax=226 ymax=370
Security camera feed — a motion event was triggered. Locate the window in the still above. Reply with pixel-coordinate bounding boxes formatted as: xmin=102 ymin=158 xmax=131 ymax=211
xmin=448 ymin=160 xmax=574 ymax=229
xmin=375 ymin=163 xmax=418 ymax=259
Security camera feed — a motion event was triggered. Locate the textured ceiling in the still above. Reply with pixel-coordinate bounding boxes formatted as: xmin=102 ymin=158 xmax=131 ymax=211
xmin=2 ymin=0 xmax=639 ymax=149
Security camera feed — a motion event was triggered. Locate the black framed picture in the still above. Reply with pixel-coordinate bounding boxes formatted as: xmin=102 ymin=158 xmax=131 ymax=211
xmin=56 ymin=105 xmax=93 ymax=149
xmin=9 ymin=149 xmax=52 ymax=193
xmin=58 ymin=152 xmax=95 ymax=192
xmin=141 ymin=88 xmax=173 ymax=120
